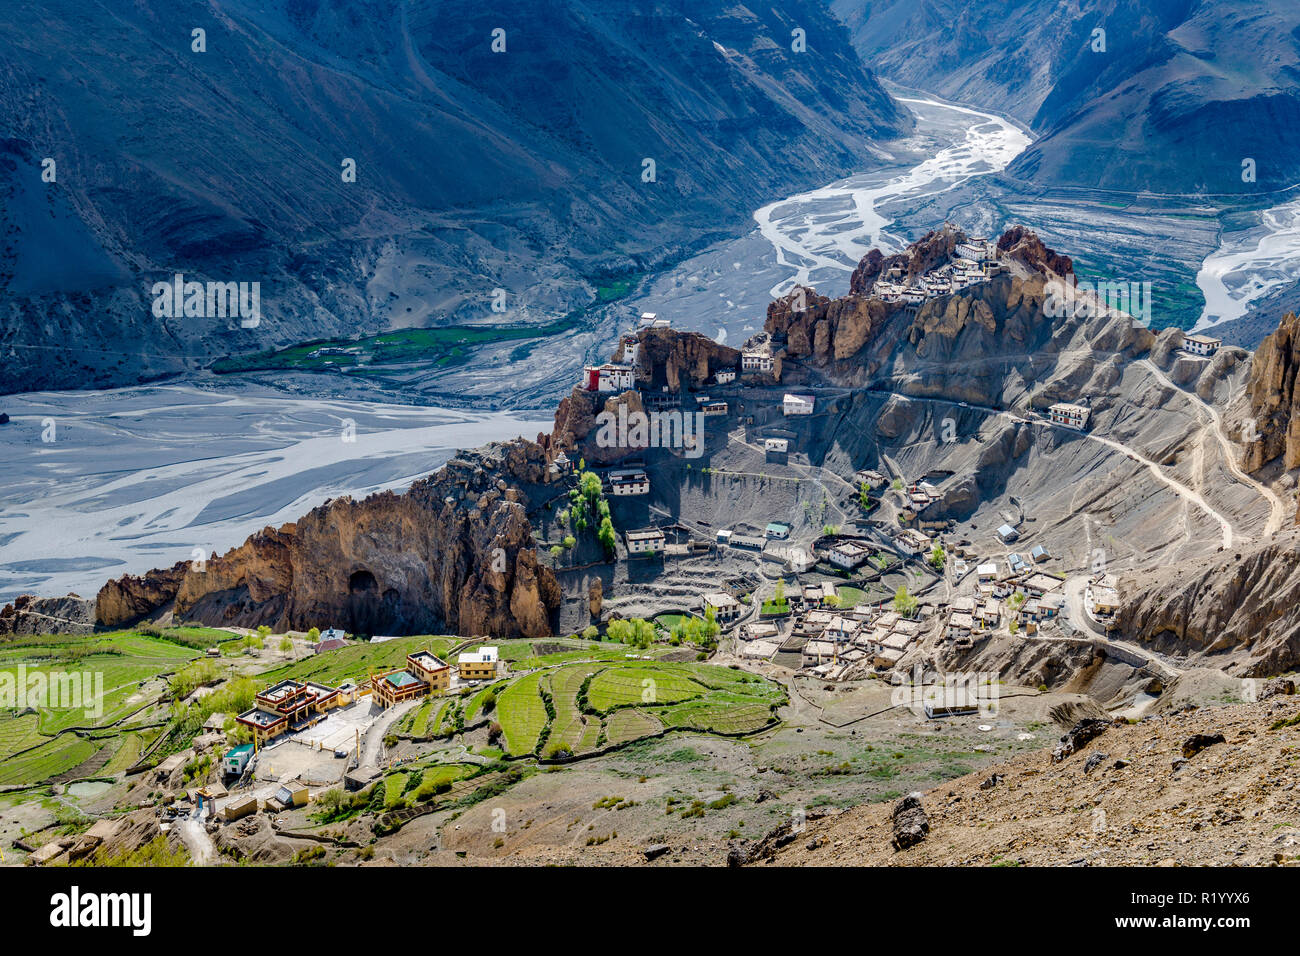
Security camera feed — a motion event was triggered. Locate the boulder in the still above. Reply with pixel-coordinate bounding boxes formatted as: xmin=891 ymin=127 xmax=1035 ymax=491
xmin=891 ymin=792 xmax=929 ymax=851
xmin=1051 ymin=718 xmax=1109 ymax=763
xmin=1181 ymin=733 xmax=1225 ymax=759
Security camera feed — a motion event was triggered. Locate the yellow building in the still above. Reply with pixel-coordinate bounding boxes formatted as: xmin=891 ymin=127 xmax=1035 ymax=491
xmin=371 ymin=650 xmax=451 ymax=708
xmin=457 ymin=646 xmax=501 ymax=682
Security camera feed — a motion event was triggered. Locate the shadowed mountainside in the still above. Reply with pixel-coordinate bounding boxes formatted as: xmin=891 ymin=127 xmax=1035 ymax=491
xmin=0 ymin=0 xmax=910 ymax=393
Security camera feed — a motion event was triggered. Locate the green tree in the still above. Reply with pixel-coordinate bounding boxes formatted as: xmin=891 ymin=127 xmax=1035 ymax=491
xmin=597 ymin=516 xmax=617 ymax=555
xmin=562 ymin=535 xmax=576 ymax=549
xmin=581 ymin=624 xmax=600 ymax=641
xmin=929 ymin=544 xmax=946 ymax=570
xmin=306 ymin=626 xmax=320 ymax=642
xmin=550 ymin=545 xmax=564 ymax=558
xmin=893 ymin=585 xmax=918 ymax=618
xmin=278 ymin=636 xmax=295 ymax=657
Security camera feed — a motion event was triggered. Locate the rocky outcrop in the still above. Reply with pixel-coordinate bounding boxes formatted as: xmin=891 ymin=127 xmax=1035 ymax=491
xmin=763 ymin=227 xmax=1118 ymax=409
xmin=1051 ymin=718 xmax=1109 ymax=763
xmin=0 ymin=593 xmax=95 ymax=635
xmin=996 ymin=225 xmax=1073 ymax=277
xmin=1243 ymin=310 xmax=1300 ymax=475
xmin=849 ymin=224 xmax=968 ymax=295
xmin=96 ymin=441 xmax=561 ymax=639
xmin=1117 ymin=534 xmax=1300 ymax=676
xmin=629 ymin=328 xmax=739 ymax=392
xmin=96 ymin=562 xmax=189 ymax=628
xmin=890 ymin=792 xmax=929 ymax=850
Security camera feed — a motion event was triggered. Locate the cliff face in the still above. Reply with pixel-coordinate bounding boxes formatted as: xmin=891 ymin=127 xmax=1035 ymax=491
xmin=628 ymin=328 xmax=740 ymax=392
xmin=1243 ymin=311 xmax=1300 ymax=476
xmin=764 ymin=227 xmax=1131 ymax=407
xmin=1117 ymin=534 xmax=1300 ymax=677
xmin=96 ymin=441 xmax=561 ymax=638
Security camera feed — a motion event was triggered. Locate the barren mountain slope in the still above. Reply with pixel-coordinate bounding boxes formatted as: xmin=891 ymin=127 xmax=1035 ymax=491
xmin=756 ymin=693 xmax=1300 ymax=866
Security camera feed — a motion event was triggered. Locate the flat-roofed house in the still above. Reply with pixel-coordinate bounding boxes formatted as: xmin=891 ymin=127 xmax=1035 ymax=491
xmin=407 ymin=650 xmax=451 ymax=693
xmin=609 ymin=468 xmax=650 ymax=496
xmin=783 ymin=393 xmax=815 ymax=415
xmin=1048 ymin=402 xmax=1090 ymax=431
xmin=828 ymin=540 xmax=872 ymax=570
xmin=977 ymin=562 xmax=999 ymax=581
xmin=236 ymin=679 xmax=343 ymax=744
xmin=766 ymin=522 xmax=791 ymax=539
xmin=625 ymin=528 xmax=666 ymax=555
xmin=1183 ymin=333 xmax=1221 ymax=356
xmin=582 ymin=363 xmax=634 ymax=393
xmin=1087 ymin=584 xmax=1121 ymax=616
xmin=703 ymin=592 xmax=741 ymax=623
xmin=742 ymin=348 xmax=774 ymax=373
xmin=764 ymin=438 xmax=789 ymax=453
xmin=457 ymin=646 xmax=502 ymax=682
xmin=715 ymin=368 xmax=737 ymax=385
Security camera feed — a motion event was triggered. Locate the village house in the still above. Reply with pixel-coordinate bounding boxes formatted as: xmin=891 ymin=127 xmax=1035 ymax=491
xmin=700 ymin=400 xmax=728 ymax=417
xmin=977 ymin=562 xmax=999 ymax=582
xmin=609 ymin=468 xmax=650 ymax=496
xmin=997 ymin=523 xmax=1020 ymax=544
xmin=742 ymin=348 xmax=774 ymax=373
xmin=716 ymin=528 xmax=733 ymax=545
xmin=975 ymin=601 xmax=1002 ymax=629
xmin=703 ymin=592 xmax=741 ymax=623
xmin=457 ymin=646 xmax=503 ymax=682
xmin=828 ymin=540 xmax=872 ymax=570
xmin=764 ymin=437 xmax=789 ymax=454
xmin=1087 ymin=583 xmax=1121 ymax=616
xmin=582 ymin=363 xmax=635 ymax=393
xmin=1007 ymin=552 xmax=1029 ymax=575
xmin=855 ymin=469 xmax=887 ymax=489
xmin=625 ymin=528 xmax=666 ymax=555
xmin=1048 ymin=402 xmax=1091 ymax=431
xmin=223 ymin=743 xmax=254 ymax=777
xmin=1031 ymin=544 xmax=1050 ymax=563
xmin=783 ymin=393 xmax=815 ymax=415
xmin=235 ymin=679 xmax=345 ymax=745
xmin=766 ymin=521 xmax=791 ymax=539
xmin=894 ymin=528 xmax=932 ymax=555
xmin=715 ymin=368 xmax=737 ymax=385
xmin=1182 ymin=333 xmax=1221 ymax=357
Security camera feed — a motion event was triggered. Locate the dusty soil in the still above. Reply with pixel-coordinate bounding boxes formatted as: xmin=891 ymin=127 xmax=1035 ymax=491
xmin=761 ymin=693 xmax=1300 ymax=866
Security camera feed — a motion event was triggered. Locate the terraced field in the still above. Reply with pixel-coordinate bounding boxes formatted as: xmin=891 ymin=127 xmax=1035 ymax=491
xmin=257 ymin=635 xmax=457 ymax=687
xmin=0 ymin=631 xmax=202 ymax=785
xmin=484 ymin=642 xmax=785 ymax=759
xmin=498 ymin=672 xmax=551 ymax=755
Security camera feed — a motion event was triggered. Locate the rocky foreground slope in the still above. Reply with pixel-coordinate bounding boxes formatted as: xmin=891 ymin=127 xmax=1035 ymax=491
xmin=749 ymin=690 xmax=1300 ymax=866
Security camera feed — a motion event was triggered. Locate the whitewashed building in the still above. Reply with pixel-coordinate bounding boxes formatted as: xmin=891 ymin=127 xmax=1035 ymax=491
xmin=609 ymin=468 xmax=650 ymax=496
xmin=783 ymin=393 xmax=815 ymax=415
xmin=1048 ymin=402 xmax=1090 ymax=430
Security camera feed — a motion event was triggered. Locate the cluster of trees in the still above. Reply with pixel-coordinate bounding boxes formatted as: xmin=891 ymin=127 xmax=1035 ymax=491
xmin=929 ymin=543 xmax=945 ymax=570
xmin=605 ymin=617 xmax=657 ymax=649
xmin=669 ymin=607 xmax=720 ymax=648
xmin=560 ymin=470 xmax=616 ymax=558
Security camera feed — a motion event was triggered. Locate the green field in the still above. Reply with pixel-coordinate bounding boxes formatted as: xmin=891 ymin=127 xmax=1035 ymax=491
xmin=211 ymin=315 xmax=585 ymax=376
xmin=256 ymin=636 xmax=456 ymax=687
xmin=0 ymin=631 xmax=203 ymax=785
xmin=484 ymin=647 xmax=785 ymax=759
xmin=497 ymin=672 xmax=550 ymax=755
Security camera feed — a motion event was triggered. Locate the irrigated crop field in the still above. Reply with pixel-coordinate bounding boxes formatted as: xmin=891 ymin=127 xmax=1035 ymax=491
xmin=0 ymin=631 xmax=201 ymax=785
xmin=487 ymin=642 xmax=786 ymax=757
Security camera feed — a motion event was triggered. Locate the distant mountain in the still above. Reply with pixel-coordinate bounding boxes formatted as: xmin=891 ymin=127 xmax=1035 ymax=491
xmin=831 ymin=0 xmax=1300 ymax=195
xmin=0 ymin=0 xmax=910 ymax=394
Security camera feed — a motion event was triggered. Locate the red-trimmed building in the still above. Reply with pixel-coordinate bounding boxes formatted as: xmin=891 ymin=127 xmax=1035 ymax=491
xmin=236 ymin=679 xmax=343 ymax=744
